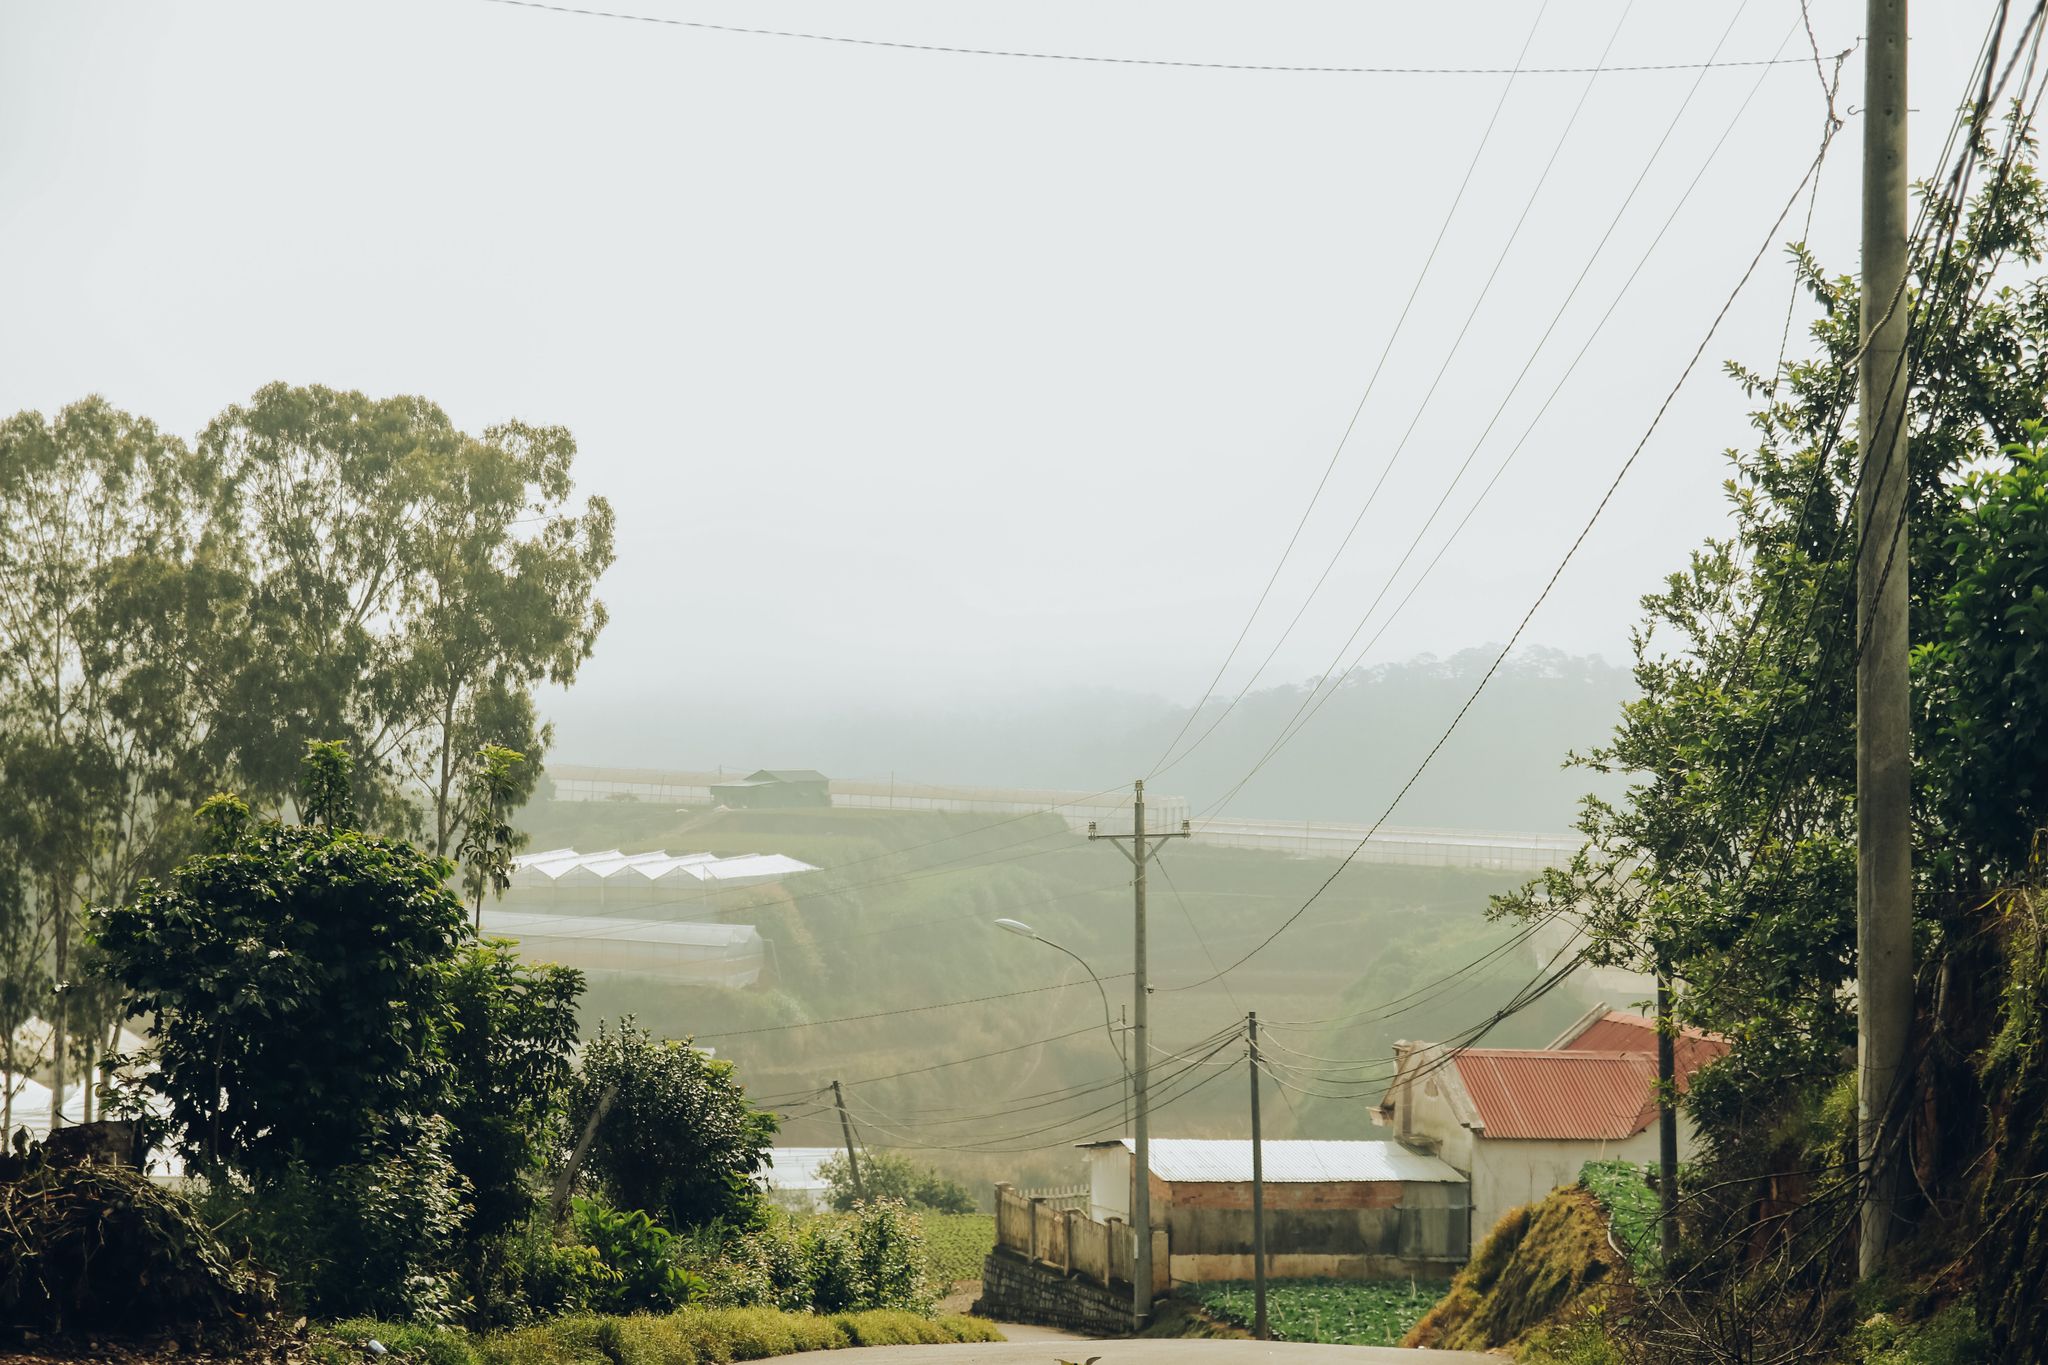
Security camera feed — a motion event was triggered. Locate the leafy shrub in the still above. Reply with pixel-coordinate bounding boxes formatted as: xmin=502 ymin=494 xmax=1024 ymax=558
xmin=570 ymin=1019 xmax=777 ymax=1233
xmin=677 ymin=1203 xmax=933 ymax=1316
xmin=210 ymin=1113 xmax=469 ymax=1321
xmin=315 ymin=1319 xmax=479 ymax=1365
xmin=462 ymin=1306 xmax=1000 ymax=1363
xmin=817 ymin=1150 xmax=975 ymax=1214
xmin=1579 ymin=1160 xmax=1663 ymax=1276
xmin=569 ymin=1198 xmax=701 ymax=1313
xmin=0 ymin=1160 xmax=274 ymax=1339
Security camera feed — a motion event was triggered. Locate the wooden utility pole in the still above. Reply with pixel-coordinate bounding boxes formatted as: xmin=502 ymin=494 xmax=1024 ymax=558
xmin=1656 ymin=964 xmax=1679 ymax=1261
xmin=1857 ymin=0 xmax=1912 ymax=1278
xmin=832 ymin=1080 xmax=865 ymax=1202
xmin=1090 ymin=779 xmax=1190 ymax=1328
xmin=1247 ymin=1012 xmax=1269 ymax=1341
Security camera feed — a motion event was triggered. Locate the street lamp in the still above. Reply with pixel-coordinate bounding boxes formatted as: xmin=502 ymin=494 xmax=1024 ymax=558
xmin=993 ymin=919 xmax=1129 ymax=1128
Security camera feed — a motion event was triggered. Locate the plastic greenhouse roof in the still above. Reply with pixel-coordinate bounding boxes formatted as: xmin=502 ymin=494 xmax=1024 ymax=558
xmin=480 ymin=910 xmax=763 ymax=949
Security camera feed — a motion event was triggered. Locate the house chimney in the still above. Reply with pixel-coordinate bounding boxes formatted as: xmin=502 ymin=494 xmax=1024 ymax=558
xmin=1393 ymin=1040 xmax=1418 ymax=1142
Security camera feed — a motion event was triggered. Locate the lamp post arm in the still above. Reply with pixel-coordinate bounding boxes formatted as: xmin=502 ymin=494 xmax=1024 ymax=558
xmin=1039 ymin=937 xmax=1126 ymax=1075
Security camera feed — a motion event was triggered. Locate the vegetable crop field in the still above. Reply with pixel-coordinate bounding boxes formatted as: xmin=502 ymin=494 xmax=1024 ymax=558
xmin=922 ymin=1213 xmax=996 ymax=1288
xmin=1187 ymin=1279 xmax=1450 ymax=1346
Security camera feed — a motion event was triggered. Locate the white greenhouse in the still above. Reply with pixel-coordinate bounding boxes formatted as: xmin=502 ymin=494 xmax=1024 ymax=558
xmin=505 ymin=847 xmax=816 ymax=916
xmin=478 ymin=909 xmax=767 ymax=987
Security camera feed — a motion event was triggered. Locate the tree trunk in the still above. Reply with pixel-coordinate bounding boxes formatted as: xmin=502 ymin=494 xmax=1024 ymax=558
xmin=50 ymin=890 xmax=68 ymax=1131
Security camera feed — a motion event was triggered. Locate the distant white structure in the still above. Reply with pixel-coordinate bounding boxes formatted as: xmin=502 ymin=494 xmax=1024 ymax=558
xmin=3 ymin=1076 xmax=83 ymax=1142
xmin=506 ymin=847 xmax=816 ymax=915
xmin=761 ymin=1146 xmax=841 ymax=1212
xmin=480 ymin=908 xmax=768 ymax=987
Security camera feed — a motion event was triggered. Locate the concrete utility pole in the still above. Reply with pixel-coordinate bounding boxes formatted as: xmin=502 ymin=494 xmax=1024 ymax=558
xmin=1089 ymin=779 xmax=1190 ymax=1328
xmin=832 ymin=1080 xmax=865 ymax=1202
xmin=1247 ymin=1012 xmax=1269 ymax=1341
xmin=1857 ymin=0 xmax=1912 ymax=1279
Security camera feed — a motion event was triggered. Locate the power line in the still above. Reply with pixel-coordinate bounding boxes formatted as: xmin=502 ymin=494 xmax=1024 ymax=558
xmin=1164 ymin=99 xmax=1843 ymax=997
xmin=1146 ymin=0 xmax=1559 ymax=776
xmin=478 ymin=0 xmax=1816 ymax=78
xmin=1171 ymin=6 xmax=1795 ymax=808
xmin=1151 ymin=0 xmax=1649 ymax=780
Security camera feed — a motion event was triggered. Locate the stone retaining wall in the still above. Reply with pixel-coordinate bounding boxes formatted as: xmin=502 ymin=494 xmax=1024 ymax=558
xmin=973 ymin=1247 xmax=1133 ymax=1335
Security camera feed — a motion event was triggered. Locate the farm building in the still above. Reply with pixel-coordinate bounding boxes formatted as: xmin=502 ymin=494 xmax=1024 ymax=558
xmin=708 ymin=769 xmax=831 ymax=809
xmin=506 ymin=847 xmax=816 ymax=916
xmin=760 ymin=1146 xmax=841 ymax=1213
xmin=1077 ymin=1137 xmax=1469 ymax=1282
xmin=478 ymin=909 xmax=767 ymax=987
xmin=1376 ymin=1005 xmax=1731 ymax=1239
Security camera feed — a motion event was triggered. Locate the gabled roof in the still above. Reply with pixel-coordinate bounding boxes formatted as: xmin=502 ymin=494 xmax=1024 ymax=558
xmin=1077 ymin=1137 xmax=1463 ymax=1184
xmin=1447 ymin=1049 xmax=1663 ymax=1141
xmin=1550 ymin=1008 xmax=1730 ymax=1082
xmin=715 ymin=769 xmax=829 ymax=786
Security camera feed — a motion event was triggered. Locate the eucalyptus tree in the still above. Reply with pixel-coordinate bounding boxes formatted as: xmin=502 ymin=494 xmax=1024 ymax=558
xmin=198 ymin=383 xmax=613 ymax=849
xmin=0 ymin=397 xmax=219 ymax=1118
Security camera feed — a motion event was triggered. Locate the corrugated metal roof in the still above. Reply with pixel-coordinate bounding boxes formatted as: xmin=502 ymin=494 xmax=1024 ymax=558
xmin=1557 ymin=1011 xmax=1730 ymax=1090
xmin=1450 ymin=1049 xmax=1661 ymax=1140
xmin=1079 ymin=1137 xmax=1463 ymax=1184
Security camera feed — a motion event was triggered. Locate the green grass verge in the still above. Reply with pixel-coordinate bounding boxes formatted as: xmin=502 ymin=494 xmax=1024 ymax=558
xmin=921 ymin=1213 xmax=995 ymax=1288
xmin=314 ymin=1308 xmax=1004 ymax=1365
xmin=1183 ymin=1279 xmax=1449 ymax=1347
xmin=1579 ymin=1159 xmax=1662 ymax=1277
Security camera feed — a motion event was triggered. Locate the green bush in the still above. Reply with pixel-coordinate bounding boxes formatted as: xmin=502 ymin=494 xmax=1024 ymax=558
xmin=569 ymin=1199 xmax=701 ymax=1313
xmin=678 ymin=1204 xmax=933 ymax=1316
xmin=453 ymin=1306 xmax=1001 ymax=1364
xmin=1579 ymin=1160 xmax=1663 ymax=1277
xmin=209 ymin=1113 xmax=469 ymax=1321
xmin=817 ymin=1151 xmax=976 ymax=1214
xmin=315 ymin=1319 xmax=479 ymax=1365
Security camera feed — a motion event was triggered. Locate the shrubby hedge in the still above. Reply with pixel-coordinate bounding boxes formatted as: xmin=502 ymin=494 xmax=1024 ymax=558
xmin=314 ymin=1308 xmax=1004 ymax=1365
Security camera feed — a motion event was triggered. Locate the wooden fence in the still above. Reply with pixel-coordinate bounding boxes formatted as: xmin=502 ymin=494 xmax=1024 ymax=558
xmin=1019 ymin=1183 xmax=1089 ymax=1212
xmin=994 ymin=1183 xmax=1167 ymax=1295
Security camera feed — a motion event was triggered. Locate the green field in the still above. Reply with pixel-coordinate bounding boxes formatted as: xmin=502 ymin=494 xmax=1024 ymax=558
xmin=1186 ymin=1279 xmax=1450 ymax=1346
xmin=921 ymin=1213 xmax=995 ymax=1288
xmin=511 ymin=800 xmax=1600 ymax=1192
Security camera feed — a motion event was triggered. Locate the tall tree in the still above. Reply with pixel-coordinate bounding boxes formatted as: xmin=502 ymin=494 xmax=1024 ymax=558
xmin=0 ymin=398 xmax=216 ymax=1120
xmin=198 ymin=384 xmax=612 ymax=846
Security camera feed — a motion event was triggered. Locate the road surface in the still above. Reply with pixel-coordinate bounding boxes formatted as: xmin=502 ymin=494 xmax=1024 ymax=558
xmin=836 ymin=1341 xmax=1498 ymax=1363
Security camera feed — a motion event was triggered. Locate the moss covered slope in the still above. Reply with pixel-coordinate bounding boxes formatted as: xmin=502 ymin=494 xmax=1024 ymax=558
xmin=1402 ymin=1187 xmax=1621 ymax=1352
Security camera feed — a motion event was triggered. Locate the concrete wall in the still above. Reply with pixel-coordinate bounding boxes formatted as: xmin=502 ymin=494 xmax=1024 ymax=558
xmin=1159 ymin=1176 xmax=1467 ymax=1281
xmin=1466 ymin=1130 xmax=1666 ymax=1243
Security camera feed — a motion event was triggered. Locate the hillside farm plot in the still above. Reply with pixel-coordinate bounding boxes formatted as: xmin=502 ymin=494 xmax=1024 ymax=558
xmin=1187 ymin=1278 xmax=1451 ymax=1346
xmin=923 ymin=1213 xmax=996 ymax=1288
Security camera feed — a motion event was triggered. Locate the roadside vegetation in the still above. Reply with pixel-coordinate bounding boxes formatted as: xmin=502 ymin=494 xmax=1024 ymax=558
xmin=311 ymin=1308 xmax=1004 ymax=1365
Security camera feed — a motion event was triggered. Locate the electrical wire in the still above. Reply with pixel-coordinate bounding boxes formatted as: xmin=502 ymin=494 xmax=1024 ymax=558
xmin=1146 ymin=0 xmax=1557 ymax=776
xmin=478 ymin=1 xmax=1817 ymax=78
xmin=1151 ymin=0 xmax=1645 ymax=780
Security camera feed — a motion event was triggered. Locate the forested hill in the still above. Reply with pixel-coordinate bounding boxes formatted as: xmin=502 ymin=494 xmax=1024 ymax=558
xmin=550 ymin=648 xmax=1634 ymax=832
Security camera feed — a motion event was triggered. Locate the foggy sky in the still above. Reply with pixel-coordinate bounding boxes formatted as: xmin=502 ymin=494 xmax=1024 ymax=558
xmin=0 ymin=2 xmax=1989 ymax=768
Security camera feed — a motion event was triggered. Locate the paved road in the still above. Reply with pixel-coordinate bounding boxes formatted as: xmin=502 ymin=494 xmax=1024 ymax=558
xmin=835 ymin=1341 xmax=1498 ymax=1363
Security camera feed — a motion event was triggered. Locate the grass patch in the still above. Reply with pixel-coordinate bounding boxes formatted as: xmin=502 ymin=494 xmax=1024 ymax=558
xmin=313 ymin=1308 xmax=1002 ymax=1364
xmin=1184 ymin=1279 xmax=1448 ymax=1346
xmin=1579 ymin=1159 xmax=1662 ymax=1277
xmin=921 ymin=1213 xmax=995 ymax=1288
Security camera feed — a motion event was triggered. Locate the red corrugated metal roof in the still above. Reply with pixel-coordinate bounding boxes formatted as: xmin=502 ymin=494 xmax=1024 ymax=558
xmin=1557 ymin=1011 xmax=1730 ymax=1093
xmin=1450 ymin=1049 xmax=1662 ymax=1140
